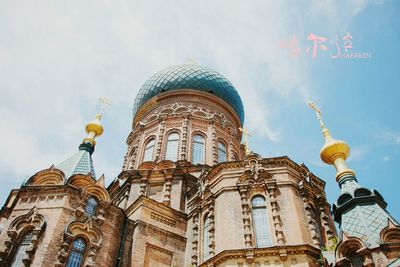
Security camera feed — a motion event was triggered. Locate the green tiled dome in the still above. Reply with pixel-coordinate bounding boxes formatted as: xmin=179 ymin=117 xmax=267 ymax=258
xmin=133 ymin=64 xmax=244 ymax=124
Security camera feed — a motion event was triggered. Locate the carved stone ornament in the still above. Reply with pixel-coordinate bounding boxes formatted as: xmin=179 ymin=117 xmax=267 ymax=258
xmin=55 ymin=219 xmax=102 ymax=267
xmin=0 ymin=207 xmax=46 ymax=267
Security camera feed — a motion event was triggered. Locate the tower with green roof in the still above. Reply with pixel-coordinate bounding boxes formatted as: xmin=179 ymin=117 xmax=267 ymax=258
xmin=309 ymin=101 xmax=400 ymax=266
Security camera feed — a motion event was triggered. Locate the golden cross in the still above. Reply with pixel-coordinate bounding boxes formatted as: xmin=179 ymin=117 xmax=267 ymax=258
xmin=307 ymin=101 xmax=325 ymax=129
xmin=239 ymin=127 xmax=252 ymax=154
xmin=307 ymin=101 xmax=332 ymax=140
xmin=98 ymin=97 xmax=111 ymax=117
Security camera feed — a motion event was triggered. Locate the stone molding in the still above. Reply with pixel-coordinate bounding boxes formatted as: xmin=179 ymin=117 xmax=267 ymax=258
xmin=0 ymin=207 xmax=46 ymax=267
xmin=26 ymin=165 xmax=64 ymax=186
xmin=198 ymin=244 xmax=321 ymax=267
xmin=55 ymin=219 xmax=103 ymax=267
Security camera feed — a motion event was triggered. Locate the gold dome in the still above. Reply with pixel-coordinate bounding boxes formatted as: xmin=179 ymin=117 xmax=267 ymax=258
xmin=320 ymin=139 xmax=350 ymax=165
xmin=308 ymin=101 xmax=355 ymax=181
xmin=85 ymin=114 xmax=104 ymax=137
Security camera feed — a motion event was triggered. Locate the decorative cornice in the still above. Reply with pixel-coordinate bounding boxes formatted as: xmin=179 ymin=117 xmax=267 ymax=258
xmin=201 ymin=156 xmax=325 ymax=189
xmin=133 ymin=89 xmax=242 ymax=130
xmin=125 ymin=195 xmax=187 ymax=220
xmin=199 ymin=244 xmax=321 ymax=266
xmin=135 ymin=220 xmax=187 ymax=242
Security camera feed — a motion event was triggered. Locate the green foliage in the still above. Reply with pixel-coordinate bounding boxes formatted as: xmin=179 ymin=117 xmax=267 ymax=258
xmin=318 ymin=237 xmax=338 ymax=266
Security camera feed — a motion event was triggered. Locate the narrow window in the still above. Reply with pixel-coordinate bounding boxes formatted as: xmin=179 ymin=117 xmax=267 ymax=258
xmin=217 ymin=142 xmax=227 ymax=162
xmin=310 ymin=205 xmax=324 ymax=246
xmin=192 ymin=134 xmax=205 ymax=164
xmin=251 ymin=196 xmax=271 ymax=247
xmin=203 ymin=215 xmax=211 ymax=261
xmin=348 ymin=252 xmax=363 ymax=267
xmin=143 ymin=139 xmax=155 ymax=162
xmin=165 ymin=133 xmax=179 ymax=161
xmin=84 ymin=197 xmax=97 ymax=216
xmin=11 ymin=231 xmax=34 ymax=267
xmin=66 ymin=238 xmax=86 ymax=267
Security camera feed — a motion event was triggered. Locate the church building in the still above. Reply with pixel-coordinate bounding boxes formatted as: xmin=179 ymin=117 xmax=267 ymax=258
xmin=0 ymin=64 xmax=399 ymax=267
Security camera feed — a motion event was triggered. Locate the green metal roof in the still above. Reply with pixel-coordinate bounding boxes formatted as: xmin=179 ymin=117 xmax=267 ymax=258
xmin=341 ymin=204 xmax=391 ymax=247
xmin=335 ymin=176 xmax=399 ymax=248
xmin=56 ymin=149 xmax=96 ymax=180
xmin=132 ymin=64 xmax=244 ymax=124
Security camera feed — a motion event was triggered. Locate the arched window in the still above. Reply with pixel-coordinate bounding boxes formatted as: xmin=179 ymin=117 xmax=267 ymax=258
xmin=217 ymin=142 xmax=227 ymax=162
xmin=165 ymin=133 xmax=179 ymax=161
xmin=84 ymin=197 xmax=97 ymax=216
xmin=251 ymin=196 xmax=271 ymax=247
xmin=66 ymin=238 xmax=86 ymax=267
xmin=11 ymin=231 xmax=34 ymax=267
xmin=203 ymin=214 xmax=211 ymax=261
xmin=143 ymin=139 xmax=155 ymax=162
xmin=309 ymin=205 xmax=324 ymax=246
xmin=348 ymin=252 xmax=363 ymax=267
xmin=192 ymin=134 xmax=205 ymax=164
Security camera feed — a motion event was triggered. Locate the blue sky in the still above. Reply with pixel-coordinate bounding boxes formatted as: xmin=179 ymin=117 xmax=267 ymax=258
xmin=0 ymin=0 xmax=399 ymax=221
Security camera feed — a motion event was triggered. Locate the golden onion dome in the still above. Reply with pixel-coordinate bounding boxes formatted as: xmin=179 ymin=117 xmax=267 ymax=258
xmin=85 ymin=114 xmax=104 ymax=137
xmin=320 ymin=138 xmax=350 ymax=165
xmin=308 ymin=101 xmax=355 ymax=181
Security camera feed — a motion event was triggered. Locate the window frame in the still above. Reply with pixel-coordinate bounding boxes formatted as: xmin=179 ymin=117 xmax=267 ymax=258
xmin=217 ymin=141 xmax=228 ymax=163
xmin=164 ymin=132 xmax=180 ymax=161
xmin=84 ymin=197 xmax=98 ymax=217
xmin=10 ymin=231 xmax=34 ymax=267
xmin=191 ymin=133 xmax=206 ymax=164
xmin=143 ymin=137 xmax=156 ymax=162
xmin=251 ymin=195 xmax=272 ymax=248
xmin=202 ymin=213 xmax=211 ymax=261
xmin=65 ymin=237 xmax=87 ymax=267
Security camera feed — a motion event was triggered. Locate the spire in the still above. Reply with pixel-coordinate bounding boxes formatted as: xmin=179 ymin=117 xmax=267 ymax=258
xmin=57 ymin=98 xmax=110 ymax=180
xmin=82 ymin=97 xmax=110 ymax=147
xmin=308 ymin=101 xmax=399 ymax=248
xmin=307 ymin=101 xmax=355 ymax=182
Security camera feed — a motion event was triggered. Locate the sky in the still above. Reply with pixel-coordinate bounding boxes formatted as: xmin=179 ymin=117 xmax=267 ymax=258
xmin=0 ymin=0 xmax=399 ymax=221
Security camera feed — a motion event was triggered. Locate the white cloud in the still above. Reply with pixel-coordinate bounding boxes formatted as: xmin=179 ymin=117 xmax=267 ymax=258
xmin=348 ymin=146 xmax=368 ymax=162
xmin=380 ymin=130 xmax=400 ymax=145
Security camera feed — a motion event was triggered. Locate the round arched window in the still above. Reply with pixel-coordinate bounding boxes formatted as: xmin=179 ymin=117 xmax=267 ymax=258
xmin=165 ymin=133 xmax=179 ymax=161
xmin=251 ymin=196 xmax=271 ymax=247
xmin=192 ymin=134 xmax=205 ymax=164
xmin=217 ymin=142 xmax=227 ymax=162
xmin=143 ymin=138 xmax=155 ymax=162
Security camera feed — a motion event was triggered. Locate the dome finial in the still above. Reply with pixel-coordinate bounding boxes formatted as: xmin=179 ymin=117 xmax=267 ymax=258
xmin=82 ymin=97 xmax=111 ymax=146
xmin=239 ymin=127 xmax=252 ymax=155
xmin=308 ymin=101 xmax=355 ymax=181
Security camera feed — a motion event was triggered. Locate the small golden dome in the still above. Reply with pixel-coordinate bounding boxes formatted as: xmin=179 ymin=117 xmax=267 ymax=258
xmin=85 ymin=114 xmax=104 ymax=137
xmin=320 ymin=139 xmax=350 ymax=165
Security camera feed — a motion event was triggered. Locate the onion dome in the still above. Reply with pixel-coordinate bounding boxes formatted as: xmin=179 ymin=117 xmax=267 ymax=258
xmin=308 ymin=102 xmax=355 ymax=181
xmin=133 ymin=64 xmax=245 ymax=125
xmin=85 ymin=114 xmax=104 ymax=138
